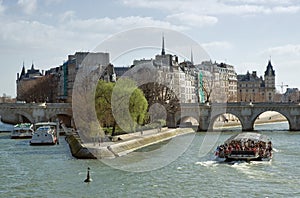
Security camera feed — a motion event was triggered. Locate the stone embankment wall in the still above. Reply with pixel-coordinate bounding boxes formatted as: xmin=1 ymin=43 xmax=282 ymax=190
xmin=65 ymin=133 xmax=97 ymax=159
xmin=66 ymin=128 xmax=194 ymax=159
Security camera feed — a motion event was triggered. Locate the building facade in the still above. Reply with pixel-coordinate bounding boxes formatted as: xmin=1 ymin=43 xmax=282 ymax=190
xmin=237 ymin=60 xmax=276 ymax=102
xmin=133 ymin=37 xmax=197 ymax=104
xmin=16 ymin=63 xmax=43 ymax=102
xmin=282 ymin=88 xmax=300 ymax=102
xmin=195 ymin=60 xmax=237 ymax=103
xmin=16 ymin=52 xmax=113 ymax=103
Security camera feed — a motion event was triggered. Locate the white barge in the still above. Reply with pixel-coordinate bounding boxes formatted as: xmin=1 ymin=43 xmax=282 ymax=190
xmin=30 ymin=122 xmax=58 ymax=145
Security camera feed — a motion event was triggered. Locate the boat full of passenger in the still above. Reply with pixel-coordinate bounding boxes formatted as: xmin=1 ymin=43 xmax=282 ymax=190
xmin=215 ymin=132 xmax=273 ymax=162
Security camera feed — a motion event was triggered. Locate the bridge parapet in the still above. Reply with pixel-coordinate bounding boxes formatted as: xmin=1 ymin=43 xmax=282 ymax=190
xmin=171 ymin=102 xmax=300 ymax=131
xmin=0 ymin=103 xmax=72 ymax=125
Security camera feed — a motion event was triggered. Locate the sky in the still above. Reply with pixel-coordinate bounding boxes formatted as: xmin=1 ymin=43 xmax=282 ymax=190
xmin=0 ymin=0 xmax=300 ymax=97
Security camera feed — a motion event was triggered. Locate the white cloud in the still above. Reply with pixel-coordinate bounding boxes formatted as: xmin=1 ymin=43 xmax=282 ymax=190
xmin=0 ymin=0 xmax=5 ymax=14
xmin=121 ymin=0 xmax=300 ymax=15
xmin=44 ymin=0 xmax=64 ymax=6
xmin=262 ymin=44 xmax=300 ymax=56
xmin=0 ymin=15 xmax=186 ymax=55
xmin=166 ymin=13 xmax=218 ymax=27
xmin=272 ymin=6 xmax=300 ymax=13
xmin=63 ymin=16 xmax=186 ymax=34
xmin=202 ymin=41 xmax=233 ymax=51
xmin=59 ymin=10 xmax=75 ymax=22
xmin=18 ymin=0 xmax=37 ymax=15
xmin=222 ymin=0 xmax=294 ymax=5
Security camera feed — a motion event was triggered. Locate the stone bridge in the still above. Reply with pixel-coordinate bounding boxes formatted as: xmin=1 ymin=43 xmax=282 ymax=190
xmin=169 ymin=102 xmax=300 ymax=131
xmin=2 ymin=102 xmax=300 ymax=131
xmin=0 ymin=103 xmax=73 ymax=126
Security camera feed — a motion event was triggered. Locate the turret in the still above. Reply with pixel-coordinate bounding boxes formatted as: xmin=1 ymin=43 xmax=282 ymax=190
xmin=161 ymin=34 xmax=165 ymax=56
xmin=18 ymin=62 xmax=26 ymax=81
xmin=264 ymin=60 xmax=275 ymax=88
xmin=264 ymin=60 xmax=275 ymax=77
xmin=264 ymin=59 xmax=276 ymax=101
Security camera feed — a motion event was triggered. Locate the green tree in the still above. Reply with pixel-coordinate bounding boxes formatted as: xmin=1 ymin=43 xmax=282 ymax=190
xmin=95 ymin=79 xmax=148 ymax=136
xmin=129 ymin=83 xmax=148 ymax=129
xmin=95 ymin=80 xmax=114 ymax=131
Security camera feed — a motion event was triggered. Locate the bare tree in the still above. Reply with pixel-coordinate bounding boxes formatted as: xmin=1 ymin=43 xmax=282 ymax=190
xmin=199 ymin=73 xmax=215 ymax=103
xmin=17 ymin=75 xmax=58 ymax=103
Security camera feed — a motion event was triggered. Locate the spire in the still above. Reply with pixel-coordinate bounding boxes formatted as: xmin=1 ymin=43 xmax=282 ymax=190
xmin=31 ymin=61 xmax=34 ymax=70
xmin=21 ymin=62 xmax=25 ymax=76
xmin=190 ymin=48 xmax=194 ymax=64
xmin=161 ymin=34 xmax=165 ymax=56
xmin=265 ymin=59 xmax=275 ymax=76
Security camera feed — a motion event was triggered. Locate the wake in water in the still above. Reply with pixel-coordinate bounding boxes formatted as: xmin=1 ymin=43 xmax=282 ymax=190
xmin=195 ymin=153 xmax=273 ymax=168
xmin=195 ymin=160 xmax=219 ymax=167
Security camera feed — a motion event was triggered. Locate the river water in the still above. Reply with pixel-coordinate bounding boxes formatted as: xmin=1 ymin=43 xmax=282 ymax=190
xmin=1 ymin=121 xmax=299 ymax=198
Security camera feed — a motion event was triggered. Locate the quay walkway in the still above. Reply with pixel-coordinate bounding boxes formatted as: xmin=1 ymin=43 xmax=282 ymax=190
xmin=65 ymin=126 xmax=195 ymax=159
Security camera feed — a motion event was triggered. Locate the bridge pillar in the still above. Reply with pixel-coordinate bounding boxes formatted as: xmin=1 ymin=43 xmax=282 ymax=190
xmin=166 ymin=112 xmax=176 ymax=128
xmin=197 ymin=116 xmax=210 ymax=131
xmin=289 ymin=115 xmax=300 ymax=131
xmin=241 ymin=116 xmax=254 ymax=131
xmin=242 ymin=124 xmax=254 ymax=131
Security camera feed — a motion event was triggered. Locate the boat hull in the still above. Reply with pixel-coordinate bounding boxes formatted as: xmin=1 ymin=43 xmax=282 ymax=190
xmin=11 ymin=135 xmax=32 ymax=139
xmin=30 ymin=137 xmax=57 ymax=145
xmin=29 ymin=141 xmax=56 ymax=146
xmin=225 ymin=156 xmax=271 ymax=162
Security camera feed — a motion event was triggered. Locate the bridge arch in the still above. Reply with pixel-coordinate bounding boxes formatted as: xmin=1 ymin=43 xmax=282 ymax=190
xmin=49 ymin=113 xmax=72 ymax=127
xmin=251 ymin=110 xmax=290 ymax=130
xmin=47 ymin=109 xmax=73 ymax=127
xmin=175 ymin=110 xmax=200 ymax=127
xmin=176 ymin=116 xmax=199 ymax=127
xmin=13 ymin=111 xmax=34 ymax=123
xmin=210 ymin=112 xmax=242 ymax=131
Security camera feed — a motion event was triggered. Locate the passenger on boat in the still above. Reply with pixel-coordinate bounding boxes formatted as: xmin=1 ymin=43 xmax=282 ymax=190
xmin=265 ymin=141 xmax=273 ymax=157
xmin=217 ymin=138 xmax=272 ymax=158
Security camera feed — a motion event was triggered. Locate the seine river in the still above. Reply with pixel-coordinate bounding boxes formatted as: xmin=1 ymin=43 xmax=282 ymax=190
xmin=1 ymin=122 xmax=299 ymax=198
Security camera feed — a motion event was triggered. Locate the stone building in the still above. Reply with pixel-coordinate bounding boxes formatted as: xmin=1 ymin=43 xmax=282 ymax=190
xmin=16 ymin=52 xmax=113 ymax=103
xmin=57 ymin=52 xmax=111 ymax=103
xmin=195 ymin=61 xmax=237 ymax=103
xmin=0 ymin=94 xmax=16 ymax=103
xmin=282 ymin=88 xmax=300 ymax=102
xmin=237 ymin=60 xmax=276 ymax=102
xmin=132 ymin=37 xmax=197 ymax=103
xmin=16 ymin=63 xmax=43 ymax=102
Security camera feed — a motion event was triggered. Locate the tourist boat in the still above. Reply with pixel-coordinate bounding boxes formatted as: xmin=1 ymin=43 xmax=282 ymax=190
xmin=30 ymin=122 xmax=58 ymax=145
xmin=215 ymin=132 xmax=273 ymax=162
xmin=11 ymin=123 xmax=34 ymax=139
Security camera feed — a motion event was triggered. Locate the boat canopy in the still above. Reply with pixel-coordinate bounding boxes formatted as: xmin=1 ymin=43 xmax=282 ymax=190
xmin=225 ymin=132 xmax=270 ymax=144
xmin=14 ymin=123 xmax=32 ymax=129
xmin=35 ymin=122 xmax=57 ymax=126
